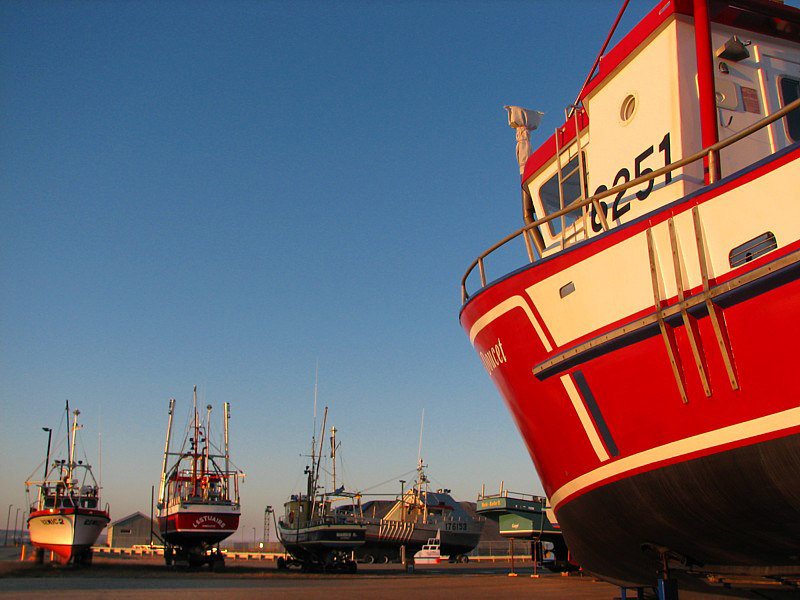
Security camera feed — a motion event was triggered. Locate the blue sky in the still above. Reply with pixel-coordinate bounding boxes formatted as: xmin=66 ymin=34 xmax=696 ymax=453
xmin=4 ymin=0 xmax=786 ymax=542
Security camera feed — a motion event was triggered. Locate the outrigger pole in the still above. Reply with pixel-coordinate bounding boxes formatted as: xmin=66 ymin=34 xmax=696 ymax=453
xmin=158 ymin=398 xmax=176 ymax=508
xmin=204 ymin=403 xmax=212 ymax=481
xmin=42 ymin=427 xmax=52 ymax=481
xmin=224 ymin=402 xmax=230 ymax=497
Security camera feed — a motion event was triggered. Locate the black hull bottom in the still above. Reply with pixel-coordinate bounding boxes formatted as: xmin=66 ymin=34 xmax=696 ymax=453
xmin=278 ymin=523 xmax=366 ymax=565
xmin=557 ymin=433 xmax=800 ymax=596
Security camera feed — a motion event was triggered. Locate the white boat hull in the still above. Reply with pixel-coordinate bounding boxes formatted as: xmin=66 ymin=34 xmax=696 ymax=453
xmin=28 ymin=509 xmax=109 ymax=563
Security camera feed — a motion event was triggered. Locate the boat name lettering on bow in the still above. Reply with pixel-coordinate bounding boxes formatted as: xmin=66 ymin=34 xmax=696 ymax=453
xmin=194 ymin=515 xmax=225 ymax=528
xmin=591 ymin=132 xmax=673 ymax=232
xmin=40 ymin=518 xmax=64 ymax=525
xmin=480 ymin=339 xmax=507 ymax=373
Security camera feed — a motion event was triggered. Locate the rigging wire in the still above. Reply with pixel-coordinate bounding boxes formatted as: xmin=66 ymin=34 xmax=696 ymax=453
xmin=355 ymin=468 xmax=418 ymax=495
xmin=568 ymin=0 xmax=631 ymax=117
xmin=24 ymin=408 xmax=68 ymax=482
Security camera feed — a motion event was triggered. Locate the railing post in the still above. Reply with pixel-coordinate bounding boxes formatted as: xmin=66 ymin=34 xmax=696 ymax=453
xmin=524 ymin=230 xmax=535 ymax=262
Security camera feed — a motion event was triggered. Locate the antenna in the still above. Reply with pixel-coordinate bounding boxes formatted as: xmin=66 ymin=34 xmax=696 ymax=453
xmin=311 ymin=361 xmax=319 ymax=460
xmin=417 ymin=408 xmax=425 ymax=467
xmin=98 ymin=407 xmax=102 ymax=492
xmin=314 ymin=360 xmax=319 ymax=419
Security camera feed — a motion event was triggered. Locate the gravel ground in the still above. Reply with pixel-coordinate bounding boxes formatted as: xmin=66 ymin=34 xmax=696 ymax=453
xmin=0 ymin=551 xmax=619 ymax=599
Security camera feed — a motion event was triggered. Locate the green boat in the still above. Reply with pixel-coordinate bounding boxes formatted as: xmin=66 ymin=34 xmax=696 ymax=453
xmin=476 ymin=489 xmax=573 ymax=571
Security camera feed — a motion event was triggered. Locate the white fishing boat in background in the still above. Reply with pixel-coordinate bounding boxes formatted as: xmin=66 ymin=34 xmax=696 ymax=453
xmin=25 ymin=401 xmax=110 ymax=565
xmin=276 ymin=408 xmax=366 ymax=572
xmin=156 ymin=386 xmax=244 ymax=569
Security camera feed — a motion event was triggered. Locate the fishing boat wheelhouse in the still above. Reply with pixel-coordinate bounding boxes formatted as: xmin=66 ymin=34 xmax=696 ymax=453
xmin=460 ymin=0 xmax=800 ymax=596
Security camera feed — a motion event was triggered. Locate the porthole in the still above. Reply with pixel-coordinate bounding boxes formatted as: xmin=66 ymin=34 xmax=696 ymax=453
xmin=619 ymin=93 xmax=638 ymax=124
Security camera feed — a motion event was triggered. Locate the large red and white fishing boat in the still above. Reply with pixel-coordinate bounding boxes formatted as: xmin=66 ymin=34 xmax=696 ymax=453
xmin=157 ymin=386 xmax=244 ymax=568
xmin=460 ymin=0 xmax=800 ymax=596
xmin=25 ymin=402 xmax=110 ymax=565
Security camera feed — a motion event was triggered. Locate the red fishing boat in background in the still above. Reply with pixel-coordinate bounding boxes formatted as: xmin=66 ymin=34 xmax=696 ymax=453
xmin=157 ymin=386 xmax=244 ymax=568
xmin=25 ymin=402 xmax=110 ymax=565
xmin=460 ymin=0 xmax=800 ymax=597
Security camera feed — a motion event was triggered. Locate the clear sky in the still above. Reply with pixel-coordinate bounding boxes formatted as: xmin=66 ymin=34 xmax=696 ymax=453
xmin=4 ymin=0 xmax=791 ymax=543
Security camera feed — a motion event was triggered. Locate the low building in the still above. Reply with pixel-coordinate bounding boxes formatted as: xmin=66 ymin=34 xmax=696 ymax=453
xmin=107 ymin=512 xmax=159 ymax=548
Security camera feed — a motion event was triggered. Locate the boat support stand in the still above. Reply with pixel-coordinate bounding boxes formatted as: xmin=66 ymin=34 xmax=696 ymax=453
xmin=641 ymin=543 xmax=692 ymax=600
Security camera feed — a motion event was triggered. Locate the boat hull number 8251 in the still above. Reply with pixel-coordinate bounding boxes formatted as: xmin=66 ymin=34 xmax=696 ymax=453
xmin=590 ymin=132 xmax=672 ymax=232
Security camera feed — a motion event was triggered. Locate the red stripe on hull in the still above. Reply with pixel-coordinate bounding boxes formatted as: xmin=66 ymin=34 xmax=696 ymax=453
xmin=33 ymin=542 xmax=91 ymax=563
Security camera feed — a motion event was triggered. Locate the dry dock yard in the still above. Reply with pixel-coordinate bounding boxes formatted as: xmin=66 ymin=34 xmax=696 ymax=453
xmin=0 ymin=549 xmax=618 ymax=599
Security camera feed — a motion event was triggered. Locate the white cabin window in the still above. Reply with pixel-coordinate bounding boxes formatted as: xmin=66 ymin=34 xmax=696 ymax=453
xmin=539 ymin=153 xmax=586 ymax=235
xmin=779 ymin=77 xmax=800 ymax=142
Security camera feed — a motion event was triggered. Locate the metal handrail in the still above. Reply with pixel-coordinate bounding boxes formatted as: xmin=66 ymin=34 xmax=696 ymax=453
xmin=461 ymin=96 xmax=800 ymax=303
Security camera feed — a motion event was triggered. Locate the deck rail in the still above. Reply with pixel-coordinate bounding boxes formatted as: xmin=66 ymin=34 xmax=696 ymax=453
xmin=461 ymin=96 xmax=800 ymax=304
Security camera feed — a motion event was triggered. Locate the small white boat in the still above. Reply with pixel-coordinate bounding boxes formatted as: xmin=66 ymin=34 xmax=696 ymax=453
xmin=413 ymin=531 xmax=442 ymax=564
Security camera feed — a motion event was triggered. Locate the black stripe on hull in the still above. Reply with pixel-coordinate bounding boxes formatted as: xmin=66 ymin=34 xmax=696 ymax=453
xmin=556 ymin=433 xmax=800 ymax=595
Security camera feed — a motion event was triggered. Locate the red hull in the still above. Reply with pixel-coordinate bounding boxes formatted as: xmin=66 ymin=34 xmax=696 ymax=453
xmin=461 ymin=150 xmax=800 ymax=586
xmin=158 ymin=510 xmax=239 ymax=547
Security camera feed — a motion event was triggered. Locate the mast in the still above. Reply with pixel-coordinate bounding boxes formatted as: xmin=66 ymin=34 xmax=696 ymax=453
xmin=310 ymin=407 xmax=328 ymax=518
xmin=69 ymin=408 xmax=80 ymax=483
xmin=64 ymin=400 xmax=71 ymax=481
xmin=417 ymin=409 xmax=427 ymax=522
xmin=314 ymin=407 xmax=328 ymax=491
xmin=191 ymin=385 xmax=199 ymax=496
xmin=158 ymin=398 xmax=176 ymax=507
xmin=331 ymin=426 xmax=337 ymax=492
xmin=224 ymin=402 xmax=230 ymax=499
